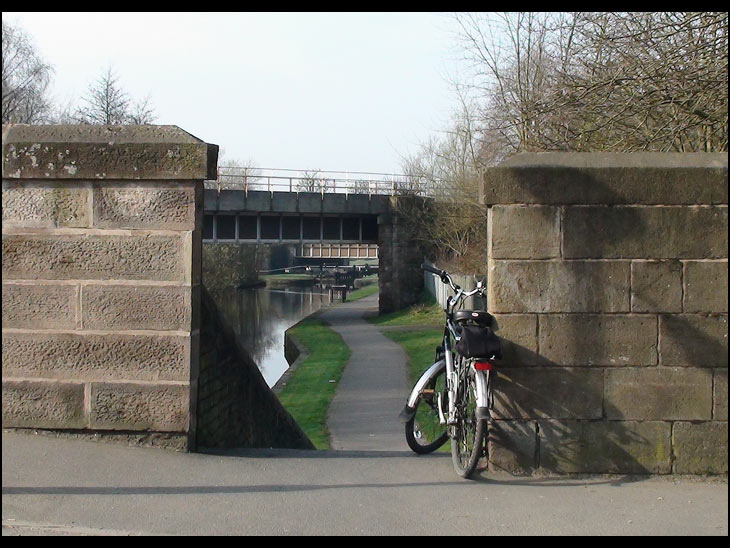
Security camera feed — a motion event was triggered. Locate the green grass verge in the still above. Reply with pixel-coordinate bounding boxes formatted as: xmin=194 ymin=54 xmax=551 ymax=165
xmin=276 ymin=317 xmax=350 ymax=450
xmin=368 ymin=290 xmax=443 ymax=327
xmin=346 ymin=282 xmax=379 ymax=301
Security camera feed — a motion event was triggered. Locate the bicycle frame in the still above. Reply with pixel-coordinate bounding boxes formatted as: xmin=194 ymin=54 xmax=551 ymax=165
xmin=401 ymin=266 xmax=493 ymax=427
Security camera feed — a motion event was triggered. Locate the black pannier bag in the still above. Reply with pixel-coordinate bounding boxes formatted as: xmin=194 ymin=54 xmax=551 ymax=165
xmin=455 ymin=325 xmax=503 ymax=360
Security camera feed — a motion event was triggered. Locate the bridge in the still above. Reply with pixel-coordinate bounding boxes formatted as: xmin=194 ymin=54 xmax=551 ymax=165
xmin=202 ymin=168 xmax=422 ymax=267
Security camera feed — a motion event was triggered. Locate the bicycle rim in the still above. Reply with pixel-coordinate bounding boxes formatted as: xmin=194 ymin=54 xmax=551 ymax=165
xmin=405 ymin=367 xmax=448 ymax=454
xmin=451 ymin=369 xmax=486 ymax=478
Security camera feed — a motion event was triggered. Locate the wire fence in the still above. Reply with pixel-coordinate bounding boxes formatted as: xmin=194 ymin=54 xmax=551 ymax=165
xmin=205 ymin=166 xmax=441 ymax=197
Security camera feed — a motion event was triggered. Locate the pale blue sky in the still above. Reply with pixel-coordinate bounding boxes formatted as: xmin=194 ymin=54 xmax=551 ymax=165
xmin=6 ymin=12 xmax=470 ymax=175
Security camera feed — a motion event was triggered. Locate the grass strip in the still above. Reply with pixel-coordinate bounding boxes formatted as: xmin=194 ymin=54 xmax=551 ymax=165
xmin=346 ymin=282 xmax=379 ymax=301
xmin=276 ymin=317 xmax=350 ymax=450
xmin=368 ymin=290 xmax=443 ymax=327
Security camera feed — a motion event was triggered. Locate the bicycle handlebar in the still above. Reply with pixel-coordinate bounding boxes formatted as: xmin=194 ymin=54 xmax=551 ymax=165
xmin=422 ymin=263 xmax=486 ymax=310
xmin=421 ymin=263 xmax=446 ymax=278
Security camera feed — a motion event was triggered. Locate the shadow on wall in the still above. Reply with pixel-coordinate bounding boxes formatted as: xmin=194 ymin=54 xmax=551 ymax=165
xmin=485 ymin=154 xmax=727 ymax=474
xmin=490 ymin=345 xmax=658 ymax=474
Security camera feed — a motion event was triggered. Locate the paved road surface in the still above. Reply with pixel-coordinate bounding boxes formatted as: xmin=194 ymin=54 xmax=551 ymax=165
xmin=321 ymin=293 xmax=410 ymax=452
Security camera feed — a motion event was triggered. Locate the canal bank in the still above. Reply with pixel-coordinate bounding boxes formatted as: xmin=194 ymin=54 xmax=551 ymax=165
xmin=275 ymin=282 xmax=380 ymax=449
xmin=278 ymin=292 xmax=411 ymax=452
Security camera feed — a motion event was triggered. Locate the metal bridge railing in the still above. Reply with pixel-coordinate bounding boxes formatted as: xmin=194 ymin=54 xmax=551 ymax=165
xmin=207 ymin=167 xmax=438 ymax=197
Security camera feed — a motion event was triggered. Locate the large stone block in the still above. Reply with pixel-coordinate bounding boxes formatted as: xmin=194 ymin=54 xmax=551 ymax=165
xmin=493 ymin=368 xmax=603 ymax=419
xmin=659 ymin=314 xmax=728 ymax=367
xmin=2 ymin=124 xmax=218 ymax=180
xmin=2 ymin=233 xmax=186 ymax=282
xmin=488 ymin=420 xmax=538 ymax=475
xmin=605 ymin=367 xmax=713 ymax=420
xmin=480 ymin=152 xmax=728 ymax=206
xmin=2 ymin=181 xmax=91 ymax=228
xmin=538 ymin=314 xmax=657 ymax=366
xmin=89 ymin=381 xmax=189 ymax=431
xmin=2 ymin=379 xmax=86 ymax=428
xmin=489 ymin=260 xmax=630 ymax=313
xmin=673 ymin=422 xmax=728 ymax=474
xmin=493 ymin=314 xmax=538 ymax=366
xmin=2 ymin=283 xmax=77 ymax=329
xmin=490 ymin=205 xmax=561 ymax=259
xmin=93 ymin=182 xmax=196 ymax=230
xmin=82 ymin=284 xmax=192 ymax=331
xmin=563 ymin=206 xmax=728 ymax=259
xmin=631 ymin=260 xmax=682 ymax=313
xmin=2 ymin=331 xmax=190 ymax=381
xmin=538 ymin=420 xmax=672 ymax=474
xmin=684 ymin=261 xmax=728 ymax=313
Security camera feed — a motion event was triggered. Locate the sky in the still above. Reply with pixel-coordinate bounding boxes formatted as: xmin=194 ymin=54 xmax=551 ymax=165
xmin=5 ymin=12 xmax=470 ymax=176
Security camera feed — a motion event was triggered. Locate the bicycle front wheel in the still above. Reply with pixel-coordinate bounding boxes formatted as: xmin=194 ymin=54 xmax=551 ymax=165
xmin=405 ymin=366 xmax=449 ymax=454
xmin=451 ymin=368 xmax=487 ymax=478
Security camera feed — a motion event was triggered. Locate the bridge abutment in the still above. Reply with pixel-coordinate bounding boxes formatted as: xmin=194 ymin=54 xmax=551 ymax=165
xmin=2 ymin=124 xmax=215 ymax=449
xmin=482 ymin=152 xmax=728 ymax=475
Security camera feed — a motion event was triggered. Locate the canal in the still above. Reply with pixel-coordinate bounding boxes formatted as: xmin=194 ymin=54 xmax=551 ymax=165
xmin=207 ymin=285 xmax=334 ymax=387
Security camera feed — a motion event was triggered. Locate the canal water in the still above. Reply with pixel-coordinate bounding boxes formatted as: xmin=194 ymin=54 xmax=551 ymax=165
xmin=208 ymin=285 xmax=334 ymax=387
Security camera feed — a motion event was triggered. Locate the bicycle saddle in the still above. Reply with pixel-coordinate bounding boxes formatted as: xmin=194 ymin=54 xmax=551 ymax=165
xmin=453 ymin=310 xmax=494 ymax=327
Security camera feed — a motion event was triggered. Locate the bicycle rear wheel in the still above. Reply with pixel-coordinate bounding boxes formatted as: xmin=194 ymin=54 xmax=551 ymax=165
xmin=451 ymin=368 xmax=487 ymax=478
xmin=405 ymin=366 xmax=448 ymax=454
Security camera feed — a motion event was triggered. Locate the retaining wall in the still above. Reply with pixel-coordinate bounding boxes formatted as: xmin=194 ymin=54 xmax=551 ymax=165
xmin=482 ymin=152 xmax=728 ymax=475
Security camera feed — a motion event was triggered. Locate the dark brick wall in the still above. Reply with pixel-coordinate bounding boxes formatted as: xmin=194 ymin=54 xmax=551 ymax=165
xmin=196 ymin=286 xmax=315 ymax=450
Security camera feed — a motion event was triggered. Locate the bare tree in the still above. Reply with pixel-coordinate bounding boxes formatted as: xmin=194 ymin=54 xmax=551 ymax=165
xmin=2 ymin=20 xmax=54 ymax=123
xmin=297 ymin=169 xmax=332 ymax=193
xmin=74 ymin=67 xmax=130 ymax=124
xmin=127 ymin=94 xmax=157 ymax=124
xmin=400 ymin=99 xmax=487 ymax=272
xmin=454 ymin=12 xmax=728 ymax=156
xmin=215 ymin=156 xmax=262 ymax=191
xmin=414 ymin=11 xmax=728 ymax=272
xmin=73 ymin=66 xmax=157 ymax=125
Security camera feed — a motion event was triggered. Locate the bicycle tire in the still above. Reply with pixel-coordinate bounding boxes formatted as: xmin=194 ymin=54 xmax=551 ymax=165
xmin=451 ymin=368 xmax=487 ymax=478
xmin=405 ymin=366 xmax=449 ymax=454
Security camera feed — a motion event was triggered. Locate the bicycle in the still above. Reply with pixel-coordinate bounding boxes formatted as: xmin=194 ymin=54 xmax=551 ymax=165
xmin=399 ymin=263 xmax=502 ymax=479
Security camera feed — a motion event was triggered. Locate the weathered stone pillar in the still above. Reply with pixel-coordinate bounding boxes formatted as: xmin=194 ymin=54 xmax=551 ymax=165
xmin=2 ymin=125 xmax=217 ymax=451
xmin=377 ymin=196 xmax=433 ymax=314
xmin=482 ymin=152 xmax=728 ymax=475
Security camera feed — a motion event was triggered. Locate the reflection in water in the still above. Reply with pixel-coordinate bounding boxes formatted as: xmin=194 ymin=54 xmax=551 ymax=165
xmin=207 ymin=286 xmax=333 ymax=387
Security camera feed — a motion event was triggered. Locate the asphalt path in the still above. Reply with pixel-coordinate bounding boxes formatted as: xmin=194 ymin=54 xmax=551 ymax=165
xmin=321 ymin=293 xmax=410 ymax=452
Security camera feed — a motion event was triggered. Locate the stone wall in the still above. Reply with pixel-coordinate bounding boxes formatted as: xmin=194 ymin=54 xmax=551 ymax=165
xmin=2 ymin=124 xmax=216 ymax=450
xmin=378 ymin=196 xmax=433 ymax=314
xmin=482 ymin=152 xmax=728 ymax=475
